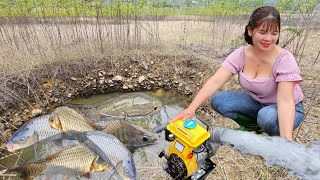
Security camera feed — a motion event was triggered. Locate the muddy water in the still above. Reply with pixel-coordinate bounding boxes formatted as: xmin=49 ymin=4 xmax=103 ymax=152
xmin=0 ymin=89 xmax=190 ymax=179
xmin=67 ymin=89 xmax=190 ymax=179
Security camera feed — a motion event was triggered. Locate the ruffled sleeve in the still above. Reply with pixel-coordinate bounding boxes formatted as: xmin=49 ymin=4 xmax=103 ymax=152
xmin=275 ymin=51 xmax=302 ymax=83
xmin=221 ymin=47 xmax=244 ymax=74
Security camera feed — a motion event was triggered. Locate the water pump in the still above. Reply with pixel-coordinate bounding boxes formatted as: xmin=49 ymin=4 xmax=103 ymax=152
xmin=158 ymin=119 xmax=216 ymax=180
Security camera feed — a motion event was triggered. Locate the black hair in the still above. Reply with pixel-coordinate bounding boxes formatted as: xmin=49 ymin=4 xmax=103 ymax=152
xmin=244 ymin=6 xmax=281 ymax=45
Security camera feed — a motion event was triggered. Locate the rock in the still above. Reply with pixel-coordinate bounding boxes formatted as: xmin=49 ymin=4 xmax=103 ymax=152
xmin=112 ymin=75 xmax=123 ymax=82
xmin=71 ymin=77 xmax=78 ymax=81
xmin=140 ymin=62 xmax=148 ymax=70
xmin=138 ymin=76 xmax=146 ymax=83
xmin=107 ymin=72 xmax=114 ymax=76
xmin=52 ymin=98 xmax=59 ymax=103
xmin=98 ymin=70 xmax=106 ymax=77
xmin=123 ymin=85 xmax=129 ymax=89
xmin=147 ymin=73 xmax=154 ymax=78
xmin=184 ymin=86 xmax=192 ymax=95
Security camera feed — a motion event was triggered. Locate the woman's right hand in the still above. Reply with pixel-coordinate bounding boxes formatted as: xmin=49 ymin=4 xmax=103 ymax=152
xmin=169 ymin=108 xmax=196 ymax=123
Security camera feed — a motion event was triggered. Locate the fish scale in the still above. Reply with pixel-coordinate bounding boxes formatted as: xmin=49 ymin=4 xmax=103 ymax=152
xmin=7 ymin=109 xmax=158 ymax=152
xmin=43 ymin=145 xmax=99 ymax=175
xmin=59 ymin=131 xmax=136 ymax=179
xmin=7 ymin=145 xmax=107 ymax=179
xmin=86 ymin=132 xmax=131 ymax=165
xmin=102 ymin=120 xmax=127 ymax=133
xmin=25 ymin=115 xmax=61 ymax=140
xmin=103 ymin=120 xmax=130 ymax=144
xmin=51 ymin=106 xmax=96 ymax=131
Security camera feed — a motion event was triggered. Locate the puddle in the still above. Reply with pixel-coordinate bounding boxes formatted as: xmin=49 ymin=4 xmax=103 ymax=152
xmin=0 ymin=89 xmax=190 ymax=179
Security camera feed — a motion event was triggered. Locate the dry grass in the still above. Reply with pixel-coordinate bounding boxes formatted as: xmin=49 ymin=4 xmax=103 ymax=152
xmin=0 ymin=11 xmax=320 ymax=179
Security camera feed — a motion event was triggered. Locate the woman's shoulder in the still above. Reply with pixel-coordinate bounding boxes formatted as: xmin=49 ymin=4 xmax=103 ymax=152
xmin=228 ymin=46 xmax=246 ymax=59
xmin=275 ymin=49 xmax=298 ymax=68
xmin=277 ymin=47 xmax=295 ymax=60
xmin=274 ymin=47 xmax=300 ymax=74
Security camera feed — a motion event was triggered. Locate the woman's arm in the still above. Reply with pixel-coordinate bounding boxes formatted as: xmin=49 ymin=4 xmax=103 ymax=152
xmin=170 ymin=67 xmax=233 ymax=121
xmin=277 ymin=81 xmax=296 ymax=141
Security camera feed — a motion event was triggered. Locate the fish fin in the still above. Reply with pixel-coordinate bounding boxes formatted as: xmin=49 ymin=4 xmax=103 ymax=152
xmin=127 ymin=144 xmax=135 ymax=153
xmin=57 ymin=115 xmax=64 ymax=131
xmin=6 ymin=163 xmax=45 ymax=180
xmin=48 ymin=114 xmax=63 ymax=131
xmin=101 ymin=120 xmax=129 ymax=133
xmin=90 ymin=156 xmax=108 ymax=173
xmin=79 ymin=173 xmax=91 ymax=179
xmin=6 ymin=165 xmax=28 ymax=177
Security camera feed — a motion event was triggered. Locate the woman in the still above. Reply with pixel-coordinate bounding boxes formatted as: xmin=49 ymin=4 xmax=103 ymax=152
xmin=171 ymin=6 xmax=304 ymax=141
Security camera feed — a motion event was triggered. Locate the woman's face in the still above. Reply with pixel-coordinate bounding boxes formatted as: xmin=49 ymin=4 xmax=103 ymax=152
xmin=249 ymin=23 xmax=279 ymax=51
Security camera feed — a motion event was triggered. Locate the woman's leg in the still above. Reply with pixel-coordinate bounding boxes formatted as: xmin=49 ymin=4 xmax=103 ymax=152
xmin=210 ymin=92 xmax=263 ymax=130
xmin=257 ymin=102 xmax=304 ymax=136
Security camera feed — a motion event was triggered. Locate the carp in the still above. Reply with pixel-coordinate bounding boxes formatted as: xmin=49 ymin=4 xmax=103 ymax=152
xmin=7 ymin=106 xmax=158 ymax=153
xmin=71 ymin=92 xmax=163 ymax=118
xmin=6 ymin=144 xmax=108 ymax=180
xmin=41 ymin=131 xmax=137 ymax=180
xmin=101 ymin=120 xmax=159 ymax=152
xmin=48 ymin=106 xmax=96 ymax=132
xmin=98 ymin=92 xmax=162 ymax=117
xmin=6 ymin=115 xmax=61 ymax=152
xmin=49 ymin=106 xmax=158 ymax=152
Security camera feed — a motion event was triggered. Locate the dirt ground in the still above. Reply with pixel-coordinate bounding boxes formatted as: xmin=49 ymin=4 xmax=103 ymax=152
xmin=0 ymin=17 xmax=320 ymax=179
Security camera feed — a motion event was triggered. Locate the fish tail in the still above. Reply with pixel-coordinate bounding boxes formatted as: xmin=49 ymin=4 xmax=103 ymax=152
xmin=7 ymin=163 xmax=46 ymax=179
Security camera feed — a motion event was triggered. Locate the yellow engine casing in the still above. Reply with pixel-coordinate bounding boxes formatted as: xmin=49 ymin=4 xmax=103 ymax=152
xmin=167 ymin=119 xmax=210 ymax=177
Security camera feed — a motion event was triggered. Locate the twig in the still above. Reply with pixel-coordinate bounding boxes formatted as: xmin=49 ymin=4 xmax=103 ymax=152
xmin=0 ymin=117 xmax=17 ymax=130
xmin=222 ymin=165 xmax=229 ymax=180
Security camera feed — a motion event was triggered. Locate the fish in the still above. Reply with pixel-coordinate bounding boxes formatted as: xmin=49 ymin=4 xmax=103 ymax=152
xmin=6 ymin=115 xmax=61 ymax=152
xmin=40 ymin=130 xmax=136 ymax=180
xmin=49 ymin=106 xmax=158 ymax=152
xmin=48 ymin=106 xmax=96 ymax=132
xmin=6 ymin=107 xmax=158 ymax=153
xmin=96 ymin=92 xmax=162 ymax=117
xmin=6 ymin=107 xmax=96 ymax=152
xmin=102 ymin=120 xmax=159 ymax=152
xmin=6 ymin=144 xmax=108 ymax=180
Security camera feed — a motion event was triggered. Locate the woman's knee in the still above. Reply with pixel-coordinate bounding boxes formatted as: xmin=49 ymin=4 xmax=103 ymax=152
xmin=210 ymin=92 xmax=235 ymax=116
xmin=210 ymin=92 xmax=224 ymax=112
xmin=257 ymin=106 xmax=280 ymax=136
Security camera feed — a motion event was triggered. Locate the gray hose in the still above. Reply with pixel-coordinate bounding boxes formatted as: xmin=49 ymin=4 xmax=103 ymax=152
xmin=210 ymin=127 xmax=226 ymax=145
